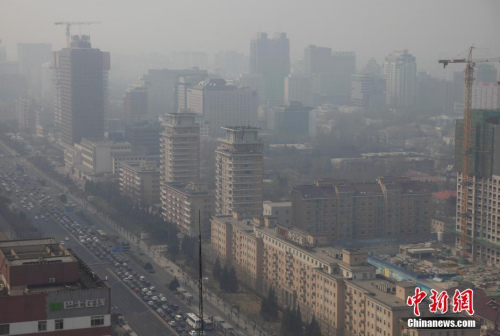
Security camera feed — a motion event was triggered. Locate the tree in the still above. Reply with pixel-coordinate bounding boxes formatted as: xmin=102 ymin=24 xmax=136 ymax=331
xmin=144 ymin=262 xmax=153 ymax=271
xmin=167 ymin=231 xmax=180 ymax=261
xmin=304 ymin=316 xmax=321 ymax=336
xmin=169 ymin=277 xmax=180 ymax=291
xmin=213 ymin=258 xmax=222 ymax=282
xmin=226 ymin=267 xmax=238 ymax=293
xmin=280 ymin=307 xmax=292 ymax=336
xmin=260 ymin=287 xmax=279 ymax=322
xmin=220 ymin=266 xmax=229 ymax=291
xmin=292 ymin=306 xmax=303 ymax=336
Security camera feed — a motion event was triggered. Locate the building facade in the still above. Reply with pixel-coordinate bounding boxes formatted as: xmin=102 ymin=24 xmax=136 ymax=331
xmin=215 ymin=126 xmax=263 ymax=218
xmin=383 ymin=50 xmax=417 ymax=109
xmin=124 ymin=122 xmax=162 ymax=155
xmin=263 ymin=201 xmax=292 ymax=226
xmin=54 ymin=35 xmax=110 ymax=145
xmin=0 ymin=239 xmax=111 ymax=336
xmin=291 ymin=177 xmax=432 ymax=243
xmin=273 ymin=102 xmax=312 ymax=140
xmin=15 ymin=98 xmax=38 ymax=133
xmin=284 ymin=73 xmax=314 ymax=106
xmin=17 ymin=43 xmax=52 ymax=101
xmin=119 ymin=161 xmax=160 ymax=206
xmin=123 ymin=86 xmax=149 ymax=124
xmin=185 ymin=78 xmax=258 ymax=137
xmin=163 ymin=182 xmax=215 ymax=237
xmin=249 ymin=32 xmax=290 ymax=105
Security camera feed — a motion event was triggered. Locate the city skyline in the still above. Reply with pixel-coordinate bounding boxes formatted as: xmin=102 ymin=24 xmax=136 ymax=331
xmin=1 ymin=0 xmax=500 ymax=76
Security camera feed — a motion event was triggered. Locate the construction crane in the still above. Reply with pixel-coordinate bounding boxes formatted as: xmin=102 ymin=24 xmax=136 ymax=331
xmin=439 ymin=46 xmax=500 ymax=263
xmin=54 ymin=21 xmax=100 ymax=47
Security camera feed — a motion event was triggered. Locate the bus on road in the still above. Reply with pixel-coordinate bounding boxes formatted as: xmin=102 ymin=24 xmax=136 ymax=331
xmin=96 ymin=230 xmax=108 ymax=240
xmin=186 ymin=313 xmax=202 ymax=330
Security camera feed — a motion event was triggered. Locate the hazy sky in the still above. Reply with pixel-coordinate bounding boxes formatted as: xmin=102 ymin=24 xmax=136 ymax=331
xmin=2 ymin=0 xmax=500 ymax=74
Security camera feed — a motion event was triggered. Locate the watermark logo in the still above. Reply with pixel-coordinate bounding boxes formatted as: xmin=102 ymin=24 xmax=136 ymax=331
xmin=407 ymin=287 xmax=474 ymax=317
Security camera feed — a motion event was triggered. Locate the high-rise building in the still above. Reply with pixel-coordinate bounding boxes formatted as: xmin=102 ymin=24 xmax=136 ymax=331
xmin=185 ymin=78 xmax=258 ymax=137
xmin=0 ymin=39 xmax=6 ymax=62
xmin=17 ymin=43 xmax=52 ymax=101
xmin=472 ymin=83 xmax=500 ymax=110
xmin=142 ymin=68 xmax=207 ymax=118
xmin=15 ymin=98 xmax=38 ymax=133
xmin=214 ymin=50 xmax=248 ymax=78
xmin=239 ymin=73 xmax=265 ymax=104
xmin=124 ymin=122 xmax=162 ymax=155
xmin=417 ymin=72 xmax=453 ymax=115
xmin=215 ymin=126 xmax=263 ymax=218
xmin=0 ymin=238 xmax=111 ymax=336
xmin=454 ymin=109 xmax=500 ymax=265
xmin=54 ymin=35 xmax=110 ymax=145
xmin=160 ymin=112 xmax=200 ymax=185
xmin=291 ymin=177 xmax=432 ymax=243
xmin=249 ymin=32 xmax=290 ymax=105
xmin=330 ymin=51 xmax=356 ymax=104
xmin=284 ymin=73 xmax=314 ymax=106
xmin=123 ymin=86 xmax=148 ymax=124
xmin=119 ymin=160 xmax=160 ymax=206
xmin=350 ymin=73 xmax=386 ymax=110
xmin=383 ymin=49 xmax=417 ymax=108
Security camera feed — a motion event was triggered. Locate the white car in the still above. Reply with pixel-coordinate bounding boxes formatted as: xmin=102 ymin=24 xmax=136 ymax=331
xmin=168 ymin=321 xmax=176 ymax=327
xmin=65 ymin=237 xmax=69 ymax=241
xmin=151 ymin=296 xmax=158 ymax=301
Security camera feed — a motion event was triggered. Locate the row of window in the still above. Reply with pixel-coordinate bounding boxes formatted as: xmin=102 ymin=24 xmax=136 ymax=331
xmin=0 ymin=316 xmax=104 ymax=335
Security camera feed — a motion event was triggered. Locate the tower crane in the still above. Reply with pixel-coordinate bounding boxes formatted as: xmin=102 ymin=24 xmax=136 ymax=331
xmin=439 ymin=46 xmax=500 ymax=263
xmin=54 ymin=21 xmax=100 ymax=47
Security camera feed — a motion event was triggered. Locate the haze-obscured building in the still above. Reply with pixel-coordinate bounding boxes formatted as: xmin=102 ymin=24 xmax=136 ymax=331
xmin=249 ymin=32 xmax=290 ymax=105
xmin=17 ymin=43 xmax=52 ymax=101
xmin=124 ymin=122 xmax=162 ymax=155
xmin=123 ymin=86 xmax=149 ymax=124
xmin=54 ymin=35 xmax=110 ymax=145
xmin=383 ymin=49 xmax=417 ymax=109
xmin=119 ymin=160 xmax=160 ymax=206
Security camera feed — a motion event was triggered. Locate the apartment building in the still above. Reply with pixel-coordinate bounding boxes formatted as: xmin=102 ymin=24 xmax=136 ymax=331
xmin=291 ymin=177 xmax=432 ymax=243
xmin=163 ymin=182 xmax=215 ymax=237
xmin=262 ymin=201 xmax=292 ymax=226
xmin=215 ymin=126 xmax=263 ymax=218
xmin=119 ymin=161 xmax=160 ymax=206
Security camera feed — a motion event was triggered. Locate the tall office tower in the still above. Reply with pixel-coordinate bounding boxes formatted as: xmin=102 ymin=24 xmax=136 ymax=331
xmin=476 ymin=64 xmax=498 ymax=84
xmin=331 ymin=51 xmax=356 ymax=104
xmin=303 ymin=45 xmax=355 ymax=104
xmin=350 ymin=73 xmax=386 ymax=111
xmin=142 ymin=68 xmax=207 ymax=118
xmin=0 ymin=39 xmax=6 ymax=62
xmin=284 ymin=73 xmax=313 ymax=106
xmin=124 ymin=122 xmax=162 ymax=155
xmin=185 ymin=78 xmax=258 ymax=137
xmin=215 ymin=127 xmax=263 ymax=218
xmin=123 ymin=86 xmax=149 ymax=124
xmin=54 ymin=35 xmax=110 ymax=145
xmin=383 ymin=49 xmax=417 ymax=108
xmin=17 ymin=43 xmax=52 ymax=100
xmin=249 ymin=32 xmax=290 ymax=105
xmin=454 ymin=109 xmax=500 ymax=265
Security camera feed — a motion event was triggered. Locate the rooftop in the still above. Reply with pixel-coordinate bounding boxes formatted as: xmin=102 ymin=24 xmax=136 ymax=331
xmin=0 ymin=238 xmax=75 ymax=266
xmin=348 ymin=279 xmax=410 ymax=309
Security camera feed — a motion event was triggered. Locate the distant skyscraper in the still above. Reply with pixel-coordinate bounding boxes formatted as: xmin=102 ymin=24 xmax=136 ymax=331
xmin=215 ymin=126 xmax=263 ymax=217
xmin=362 ymin=58 xmax=382 ymax=75
xmin=17 ymin=43 xmax=52 ymax=100
xmin=142 ymin=68 xmax=207 ymax=118
xmin=214 ymin=51 xmax=248 ymax=78
xmin=123 ymin=86 xmax=149 ymax=124
xmin=303 ymin=45 xmax=355 ymax=104
xmin=383 ymin=49 xmax=417 ymax=108
xmin=351 ymin=74 xmax=386 ymax=111
xmin=249 ymin=32 xmax=290 ymax=105
xmin=185 ymin=78 xmax=258 ymax=137
xmin=417 ymin=72 xmax=453 ymax=115
xmin=54 ymin=35 xmax=110 ymax=145
xmin=274 ymin=102 xmax=312 ymax=140
xmin=0 ymin=39 xmax=6 ymax=62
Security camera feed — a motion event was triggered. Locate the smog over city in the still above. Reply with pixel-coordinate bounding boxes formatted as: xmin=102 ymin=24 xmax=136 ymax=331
xmin=0 ymin=1 xmax=499 ymax=336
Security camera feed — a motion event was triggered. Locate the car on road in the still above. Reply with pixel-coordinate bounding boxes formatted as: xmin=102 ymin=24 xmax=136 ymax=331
xmin=189 ymin=331 xmax=205 ymax=336
xmin=168 ymin=321 xmax=176 ymax=327
xmin=149 ymin=286 xmax=156 ymax=291
xmin=147 ymin=301 xmax=154 ymax=306
xmin=65 ymin=237 xmax=69 ymax=241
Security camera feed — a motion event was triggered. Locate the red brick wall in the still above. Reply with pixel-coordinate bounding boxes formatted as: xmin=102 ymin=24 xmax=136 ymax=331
xmin=17 ymin=326 xmax=111 ymax=336
xmin=9 ymin=261 xmax=79 ymax=287
xmin=0 ymin=293 xmax=47 ymax=323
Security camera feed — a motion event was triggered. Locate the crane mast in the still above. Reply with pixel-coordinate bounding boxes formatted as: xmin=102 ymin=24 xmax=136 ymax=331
xmin=439 ymin=47 xmax=500 ymax=263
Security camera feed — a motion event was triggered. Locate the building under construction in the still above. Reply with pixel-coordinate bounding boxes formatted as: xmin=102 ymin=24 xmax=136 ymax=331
xmin=454 ymin=109 xmax=500 ymax=265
